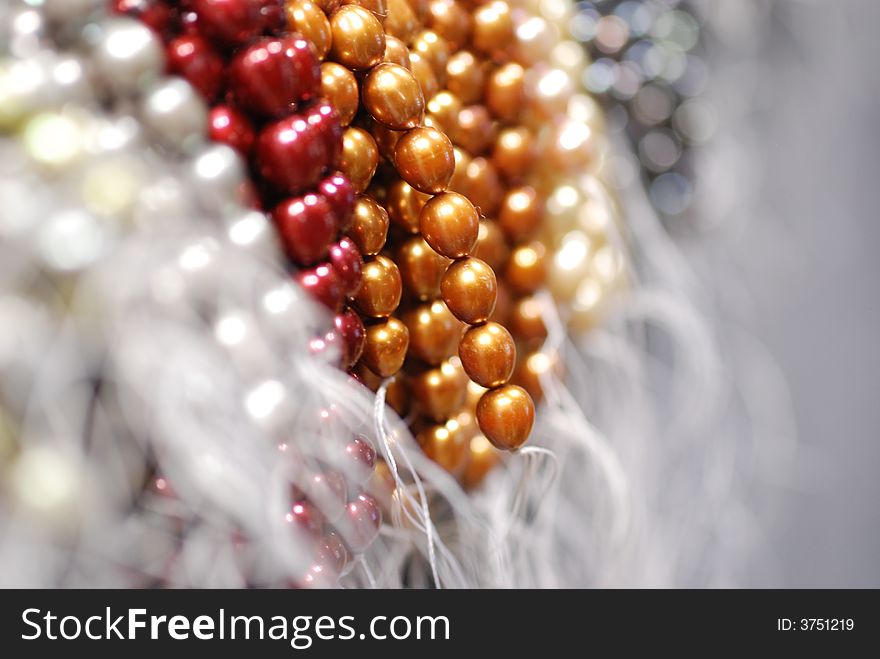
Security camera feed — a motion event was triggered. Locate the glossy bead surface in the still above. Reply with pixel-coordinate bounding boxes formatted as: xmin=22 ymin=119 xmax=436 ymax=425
xmin=486 ymin=62 xmax=524 ymax=122
xmin=397 ymin=236 xmax=450 ymax=300
xmin=408 ymin=53 xmax=439 ymax=100
xmin=445 ymin=51 xmax=484 ymax=105
xmin=452 ymin=105 xmax=495 ymax=156
xmin=361 ymin=317 xmax=409 ymax=377
xmin=418 ymin=420 xmax=468 ymax=473
xmin=426 ymin=91 xmax=462 ymax=134
xmin=385 ymin=0 xmax=419 ymax=43
xmin=412 ymin=360 xmax=469 ymax=421
xmin=362 ymin=63 xmax=425 ymax=130
xmin=505 ymin=242 xmax=547 ymax=294
xmin=492 ymin=126 xmax=535 ymax=180
xmin=338 ymin=493 xmax=382 ymax=553
xmin=347 ymin=195 xmax=389 ymax=255
xmin=462 ymin=434 xmax=501 ymax=489
xmin=411 ymin=30 xmax=449 ymax=80
xmin=476 ymin=385 xmax=534 ymax=451
xmin=351 ymin=255 xmax=402 ymax=317
xmin=256 ymin=110 xmax=337 ymax=194
xmin=508 ymin=296 xmax=547 ymax=343
xmin=402 ymin=300 xmax=459 ymax=365
xmin=297 ymin=264 xmax=344 ymax=311
xmin=335 ymin=308 xmax=366 ymax=368
xmin=419 ymin=192 xmax=479 ymax=259
xmin=441 ymin=256 xmax=497 ymax=325
xmin=166 ymin=35 xmax=224 ymax=101
xmin=190 ymin=0 xmax=265 ymax=48
xmin=329 ymin=5 xmax=386 ymax=70
xmin=472 ymin=218 xmax=509 ymax=272
xmin=209 ymin=105 xmax=255 ymax=156
xmin=113 ymin=0 xmax=172 ymax=34
xmin=272 ymin=194 xmax=336 ymax=265
xmin=339 ymin=127 xmax=379 ymax=192
xmin=448 ymin=156 xmax=502 ymax=217
xmin=345 ymin=435 xmax=377 ymax=484
xmin=320 ymin=62 xmax=359 ymax=126
xmin=286 ymin=500 xmax=324 ymax=536
xmin=472 ymin=0 xmax=514 ymax=57
xmin=428 ymin=0 xmax=472 ymax=49
xmin=386 ymin=180 xmax=429 ymax=234
xmin=498 ymin=186 xmax=542 ymax=240
xmin=319 ymin=172 xmax=356 ymax=230
xmin=393 ymin=126 xmax=455 ymax=194
xmin=285 ymin=0 xmax=332 ymax=60
xmin=459 ymin=321 xmax=514 ymax=388
xmin=328 ymin=237 xmax=364 ymax=296
xmin=228 ymin=37 xmax=320 ymax=118
xmin=317 ymin=532 xmax=348 ymax=572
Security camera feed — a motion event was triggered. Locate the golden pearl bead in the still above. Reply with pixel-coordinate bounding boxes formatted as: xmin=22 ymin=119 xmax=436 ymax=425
xmin=451 ymin=105 xmax=495 ymax=156
xmin=486 ymin=62 xmax=524 ymax=122
xmin=339 ymin=126 xmax=379 ymax=192
xmin=476 ymin=384 xmax=534 ymax=451
xmin=383 ymin=35 xmax=411 ymax=69
xmin=384 ymin=0 xmax=419 ymax=42
xmin=441 ymin=256 xmax=497 ymax=325
xmin=405 ymin=0 xmax=429 ymax=20
xmin=386 ymin=180 xmax=429 ymax=233
xmin=397 ymin=236 xmax=450 ymax=301
xmin=286 ymin=1 xmax=332 ymax=60
xmin=472 ymin=0 xmax=514 ymax=57
xmin=417 ymin=420 xmax=468 ymax=474
xmin=472 ymin=218 xmax=509 ymax=272
xmin=393 ymin=126 xmax=455 ymax=194
xmin=419 ymin=191 xmax=480 ymax=259
xmin=508 ymin=295 xmax=547 ymax=343
xmin=448 ymin=146 xmax=471 ymax=191
xmin=448 ymin=156 xmax=502 ymax=217
xmin=352 ymin=255 xmax=402 ymax=317
xmin=362 ymin=63 xmax=425 ymax=130
xmin=342 ymin=0 xmax=387 ymax=20
xmin=505 ymin=241 xmax=547 ymax=295
xmin=492 ymin=126 xmax=535 ymax=180
xmin=445 ymin=51 xmax=485 ymax=105
xmin=426 ymin=91 xmax=462 ymax=134
xmin=428 ymin=0 xmax=472 ymax=49
xmin=459 ymin=321 xmax=514 ymax=388
xmin=411 ymin=30 xmax=449 ymax=82
xmin=512 ymin=351 xmax=559 ymax=403
xmin=489 ymin=280 xmax=511 ymax=326
xmin=313 ymin=0 xmax=341 ymax=13
xmin=347 ymin=195 xmax=390 ymax=255
xmin=361 ymin=317 xmax=409 ymax=377
xmin=498 ymin=186 xmax=542 ymax=240
xmin=408 ymin=52 xmax=440 ymax=100
xmin=370 ymin=121 xmax=403 ymax=160
xmin=321 ymin=62 xmax=359 ymax=127
xmin=329 ymin=5 xmax=386 ymax=70
xmin=401 ymin=299 xmax=460 ymax=364
xmin=462 ymin=434 xmax=501 ymax=489
xmin=412 ymin=359 xmax=468 ymax=421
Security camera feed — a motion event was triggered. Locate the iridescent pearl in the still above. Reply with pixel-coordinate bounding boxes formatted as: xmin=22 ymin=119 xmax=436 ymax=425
xmin=383 ymin=35 xmax=412 ymax=68
xmin=393 ymin=126 xmax=455 ymax=194
xmin=285 ymin=0 xmax=332 ymax=60
xmin=459 ymin=322 xmax=514 ymax=388
xmin=441 ymin=257 xmax=497 ymax=325
xmin=320 ymin=62 xmax=359 ymax=127
xmin=347 ymin=195 xmax=389 ymax=256
xmin=338 ymin=126 xmax=379 ymax=192
xmin=448 ymin=156 xmax=502 ymax=217
xmin=351 ymin=255 xmax=402 ymax=318
xmin=476 ymin=385 xmax=534 ymax=451
xmin=411 ymin=30 xmax=449 ymax=81
xmin=362 ymin=63 xmax=425 ymax=130
xmin=329 ymin=5 xmax=386 ymax=70
xmin=361 ymin=317 xmax=409 ymax=377
xmin=419 ymin=191 xmax=479 ymax=259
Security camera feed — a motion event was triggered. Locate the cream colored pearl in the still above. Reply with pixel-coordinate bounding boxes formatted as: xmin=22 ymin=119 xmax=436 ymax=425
xmin=547 ymin=230 xmax=594 ymax=301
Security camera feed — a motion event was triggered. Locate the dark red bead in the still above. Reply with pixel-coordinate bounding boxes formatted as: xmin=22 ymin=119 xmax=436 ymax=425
xmin=318 ymin=172 xmax=356 ymax=231
xmin=111 ymin=0 xmax=172 ymax=34
xmin=285 ymin=500 xmax=324 ymax=536
xmin=228 ymin=37 xmax=320 ymax=119
xmin=306 ymin=100 xmax=343 ymax=167
xmin=257 ymin=0 xmax=286 ymax=33
xmin=338 ymin=493 xmax=382 ymax=553
xmin=256 ymin=114 xmax=329 ymax=194
xmin=297 ymin=264 xmax=344 ymax=312
xmin=166 ymin=34 xmax=224 ymax=101
xmin=327 ymin=237 xmax=363 ymax=296
xmin=188 ymin=0 xmax=264 ymax=48
xmin=272 ymin=194 xmax=336 ymax=265
xmin=208 ymin=105 xmax=255 ymax=156
xmin=334 ymin=308 xmax=365 ymax=368
xmin=345 ymin=435 xmax=376 ymax=484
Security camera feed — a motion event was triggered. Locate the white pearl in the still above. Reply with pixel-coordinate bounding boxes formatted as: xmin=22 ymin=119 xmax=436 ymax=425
xmin=41 ymin=0 xmax=102 ymax=23
xmin=140 ymin=78 xmax=207 ymax=153
xmin=226 ymin=209 xmax=280 ymax=264
xmin=189 ymin=143 xmax=248 ymax=216
xmin=214 ymin=309 xmax=277 ymax=379
xmin=91 ymin=18 xmax=164 ymax=97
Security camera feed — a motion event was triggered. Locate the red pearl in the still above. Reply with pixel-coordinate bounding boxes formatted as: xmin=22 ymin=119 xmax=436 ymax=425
xmin=272 ymin=194 xmax=336 ymax=265
xmin=189 ymin=0 xmax=265 ymax=48
xmin=339 ymin=493 xmax=382 ymax=553
xmin=256 ymin=113 xmax=330 ymax=194
xmin=307 ymin=100 xmax=344 ymax=167
xmin=334 ymin=308 xmax=365 ymax=368
xmin=228 ymin=37 xmax=320 ymax=118
xmin=319 ymin=172 xmax=356 ymax=231
xmin=345 ymin=435 xmax=377 ymax=484
xmin=317 ymin=532 xmax=348 ymax=573
xmin=111 ymin=0 xmax=172 ymax=34
xmin=328 ymin=237 xmax=363 ymax=296
xmin=166 ymin=34 xmax=224 ymax=101
xmin=296 ymin=264 xmax=344 ymax=311
xmin=257 ymin=0 xmax=286 ymax=33
xmin=286 ymin=500 xmax=324 ymax=536
xmin=208 ymin=105 xmax=255 ymax=156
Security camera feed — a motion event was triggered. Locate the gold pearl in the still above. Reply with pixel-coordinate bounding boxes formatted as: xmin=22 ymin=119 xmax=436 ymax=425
xmin=427 ymin=0 xmax=472 ymax=49
xmin=393 ymin=126 xmax=455 ymax=194
xmin=462 ymin=434 xmax=501 ymax=489
xmin=383 ymin=35 xmax=411 ymax=69
xmin=472 ymin=0 xmax=514 ymax=57
xmin=512 ymin=351 xmax=559 ymax=403
xmin=476 ymin=385 xmax=534 ymax=451
xmin=459 ymin=321 xmax=514 ymax=388
xmin=417 ymin=419 xmax=468 ymax=474
xmin=486 ymin=62 xmax=524 ymax=122
xmin=411 ymin=30 xmax=449 ymax=82
xmin=448 ymin=156 xmax=502 ymax=217
xmin=490 ymin=280 xmax=511 ymax=326
xmin=370 ymin=121 xmax=403 ymax=160
xmin=419 ymin=191 xmax=480 ymax=259
xmin=342 ymin=0 xmax=387 ymax=21
xmin=386 ymin=179 xmax=429 ymax=233
xmin=498 ymin=186 xmax=542 ymax=240
xmin=397 ymin=236 xmax=451 ymax=301
xmin=286 ymin=1 xmax=332 ymax=60
xmin=448 ymin=146 xmax=471 ymax=191
xmin=313 ymin=0 xmax=341 ymax=14
xmin=347 ymin=195 xmax=390 ymax=255
xmin=352 ymin=255 xmax=402 ymax=317
xmin=492 ymin=126 xmax=535 ymax=180
xmin=450 ymin=105 xmax=495 ymax=156
xmin=505 ymin=241 xmax=547 ymax=295
xmin=329 ymin=5 xmax=386 ymax=70
xmin=441 ymin=256 xmax=497 ymax=325
xmin=426 ymin=91 xmax=462 ymax=134
xmin=384 ymin=0 xmax=418 ymax=43
xmin=402 ymin=299 xmax=460 ymax=364
xmin=508 ymin=295 xmax=547 ymax=343
xmin=472 ymin=218 xmax=509 ymax=272
xmin=412 ymin=359 xmax=468 ymax=421
xmin=405 ymin=0 xmax=429 ymax=20
xmin=361 ymin=317 xmax=409 ymax=377
xmin=339 ymin=126 xmax=379 ymax=192
xmin=321 ymin=62 xmax=359 ymax=127
xmin=445 ymin=51 xmax=485 ymax=105
xmin=408 ymin=52 xmax=439 ymax=100
xmin=362 ymin=63 xmax=425 ymax=130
